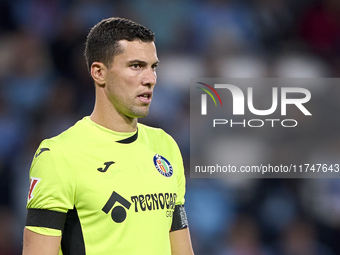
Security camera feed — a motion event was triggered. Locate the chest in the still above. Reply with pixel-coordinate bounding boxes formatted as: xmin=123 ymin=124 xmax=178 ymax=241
xmin=66 ymin=141 xmax=178 ymax=217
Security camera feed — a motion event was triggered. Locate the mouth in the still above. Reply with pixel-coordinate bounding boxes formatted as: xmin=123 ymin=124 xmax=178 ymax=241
xmin=137 ymin=92 xmax=152 ymax=104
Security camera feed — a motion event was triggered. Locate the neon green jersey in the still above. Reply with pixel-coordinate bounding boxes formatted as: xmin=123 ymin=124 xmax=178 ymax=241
xmin=26 ymin=117 xmax=186 ymax=255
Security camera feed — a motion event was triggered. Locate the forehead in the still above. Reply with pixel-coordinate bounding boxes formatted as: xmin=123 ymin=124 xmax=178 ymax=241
xmin=114 ymin=40 xmax=158 ymax=63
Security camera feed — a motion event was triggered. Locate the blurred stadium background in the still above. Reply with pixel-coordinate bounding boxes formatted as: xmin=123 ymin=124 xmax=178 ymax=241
xmin=1 ymin=0 xmax=340 ymax=254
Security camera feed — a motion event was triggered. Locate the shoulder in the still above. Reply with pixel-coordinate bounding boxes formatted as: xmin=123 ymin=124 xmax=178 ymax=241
xmin=137 ymin=123 xmax=183 ymax=163
xmin=138 ymin=123 xmax=177 ymax=145
xmin=40 ymin=117 xmax=91 ymax=150
xmin=52 ymin=117 xmax=89 ymax=143
xmin=32 ymin=118 xmax=89 ymax=163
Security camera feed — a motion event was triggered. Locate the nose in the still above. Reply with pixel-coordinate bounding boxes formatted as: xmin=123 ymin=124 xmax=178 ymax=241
xmin=142 ymin=68 xmax=157 ymax=87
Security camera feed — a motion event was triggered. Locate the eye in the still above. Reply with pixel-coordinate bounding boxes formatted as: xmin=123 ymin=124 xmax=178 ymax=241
xmin=131 ymin=64 xmax=141 ymax=69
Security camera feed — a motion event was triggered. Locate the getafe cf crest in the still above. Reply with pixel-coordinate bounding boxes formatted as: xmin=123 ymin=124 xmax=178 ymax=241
xmin=153 ymin=154 xmax=173 ymax=177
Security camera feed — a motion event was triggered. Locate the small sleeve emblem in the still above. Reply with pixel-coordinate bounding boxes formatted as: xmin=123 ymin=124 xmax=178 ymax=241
xmin=27 ymin=177 xmax=41 ymax=202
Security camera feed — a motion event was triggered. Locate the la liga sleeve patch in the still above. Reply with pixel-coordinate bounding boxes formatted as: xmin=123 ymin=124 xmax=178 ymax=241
xmin=28 ymin=177 xmax=41 ymax=202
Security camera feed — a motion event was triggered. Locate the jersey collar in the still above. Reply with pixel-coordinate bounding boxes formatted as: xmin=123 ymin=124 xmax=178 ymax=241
xmin=116 ymin=129 xmax=138 ymax=144
xmin=83 ymin=116 xmax=138 ymax=144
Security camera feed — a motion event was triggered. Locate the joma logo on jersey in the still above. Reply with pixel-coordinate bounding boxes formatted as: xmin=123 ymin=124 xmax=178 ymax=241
xmin=97 ymin=161 xmax=115 ymax=172
xmin=102 ymin=191 xmax=177 ymax=223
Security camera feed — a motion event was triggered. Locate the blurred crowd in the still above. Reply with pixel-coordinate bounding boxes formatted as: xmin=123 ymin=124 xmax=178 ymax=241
xmin=1 ymin=0 xmax=340 ymax=254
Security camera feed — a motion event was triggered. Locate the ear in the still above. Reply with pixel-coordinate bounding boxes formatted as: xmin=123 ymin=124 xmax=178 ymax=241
xmin=91 ymin=62 xmax=107 ymax=87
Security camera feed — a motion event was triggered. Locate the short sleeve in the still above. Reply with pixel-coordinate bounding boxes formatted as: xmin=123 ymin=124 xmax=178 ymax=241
xmin=26 ymin=139 xmax=75 ymax=236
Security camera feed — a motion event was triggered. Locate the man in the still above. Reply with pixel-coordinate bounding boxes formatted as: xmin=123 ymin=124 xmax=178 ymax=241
xmin=22 ymin=17 xmax=194 ymax=255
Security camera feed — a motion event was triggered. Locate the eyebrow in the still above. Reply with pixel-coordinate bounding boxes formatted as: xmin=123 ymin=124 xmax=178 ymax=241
xmin=128 ymin=60 xmax=159 ymax=66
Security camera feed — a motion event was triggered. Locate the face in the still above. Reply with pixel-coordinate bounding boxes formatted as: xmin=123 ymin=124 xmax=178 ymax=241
xmin=104 ymin=40 xmax=159 ymax=120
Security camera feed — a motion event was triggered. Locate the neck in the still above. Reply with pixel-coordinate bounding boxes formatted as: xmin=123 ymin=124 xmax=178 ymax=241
xmin=90 ymin=91 xmax=137 ymax=133
xmin=90 ymin=109 xmax=137 ymax=133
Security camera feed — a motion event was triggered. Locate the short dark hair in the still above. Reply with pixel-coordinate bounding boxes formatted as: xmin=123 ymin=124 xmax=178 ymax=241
xmin=84 ymin=17 xmax=155 ymax=73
